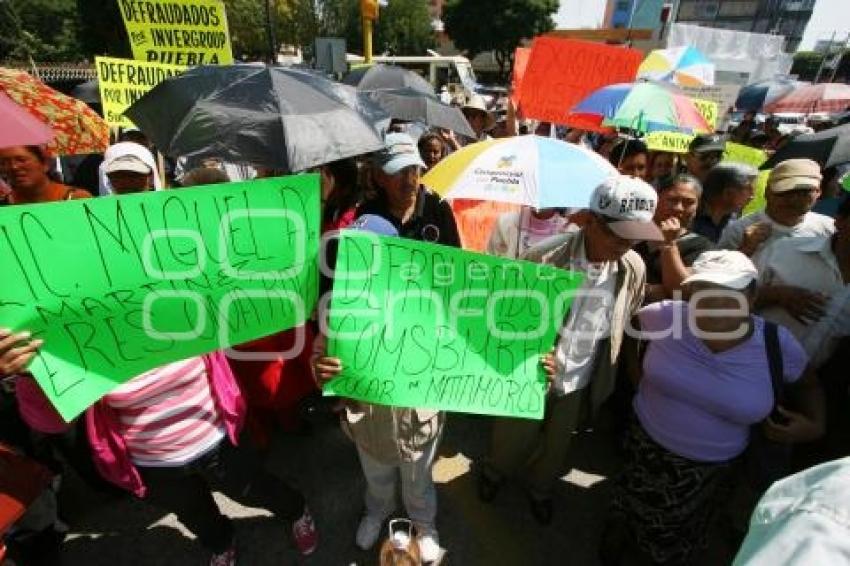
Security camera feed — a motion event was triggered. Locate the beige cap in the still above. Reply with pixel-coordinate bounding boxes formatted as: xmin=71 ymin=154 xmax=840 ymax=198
xmin=461 ymin=95 xmax=495 ymax=131
xmin=768 ymin=158 xmax=822 ymax=193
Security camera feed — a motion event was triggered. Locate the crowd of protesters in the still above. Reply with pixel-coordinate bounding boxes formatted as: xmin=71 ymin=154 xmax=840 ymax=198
xmin=1 ymin=80 xmax=849 ymax=566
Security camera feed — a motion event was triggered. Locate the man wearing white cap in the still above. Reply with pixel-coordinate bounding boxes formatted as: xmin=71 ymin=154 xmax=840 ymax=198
xmin=718 ymin=158 xmax=834 ymax=262
xmin=479 ymin=175 xmax=663 ymax=525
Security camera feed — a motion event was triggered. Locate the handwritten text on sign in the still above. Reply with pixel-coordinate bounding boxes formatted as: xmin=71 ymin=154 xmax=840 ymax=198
xmin=96 ymin=56 xmax=186 ymax=127
xmin=325 ymin=232 xmax=584 ymax=419
xmin=0 ymin=176 xmax=319 ymax=420
xmin=118 ymin=0 xmax=234 ymax=65
xmin=518 ymin=37 xmax=643 ymax=125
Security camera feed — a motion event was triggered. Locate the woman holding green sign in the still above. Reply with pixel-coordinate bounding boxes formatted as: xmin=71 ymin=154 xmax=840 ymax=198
xmin=312 ymin=133 xmax=460 ymax=565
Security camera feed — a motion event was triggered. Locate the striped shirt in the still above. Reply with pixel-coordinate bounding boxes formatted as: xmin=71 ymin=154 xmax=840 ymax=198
xmin=103 ymin=357 xmax=226 ymax=467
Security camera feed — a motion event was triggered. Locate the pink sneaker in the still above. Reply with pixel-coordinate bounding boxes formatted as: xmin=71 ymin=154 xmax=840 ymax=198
xmin=292 ymin=507 xmax=318 ymax=556
xmin=209 ymin=545 xmax=236 ymax=566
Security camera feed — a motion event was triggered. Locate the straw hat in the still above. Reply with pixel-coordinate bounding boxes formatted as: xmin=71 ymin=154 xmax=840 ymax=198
xmin=461 ymin=95 xmax=496 ymax=131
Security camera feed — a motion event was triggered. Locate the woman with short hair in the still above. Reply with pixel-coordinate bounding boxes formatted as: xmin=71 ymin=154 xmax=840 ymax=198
xmin=601 ymin=251 xmax=825 ymax=566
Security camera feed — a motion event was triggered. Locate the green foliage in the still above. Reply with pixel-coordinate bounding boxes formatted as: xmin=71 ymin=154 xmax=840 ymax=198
xmin=225 ymin=0 xmax=293 ymax=60
xmin=76 ymin=0 xmax=131 ymax=58
xmin=443 ymin=0 xmax=557 ymax=80
xmin=1 ymin=0 xmax=85 ymax=61
xmin=791 ymin=51 xmax=825 ymax=81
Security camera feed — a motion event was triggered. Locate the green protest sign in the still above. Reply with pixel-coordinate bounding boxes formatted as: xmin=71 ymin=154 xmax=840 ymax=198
xmin=0 ymin=175 xmax=319 ymax=420
xmin=324 ymin=232 xmax=585 ymax=420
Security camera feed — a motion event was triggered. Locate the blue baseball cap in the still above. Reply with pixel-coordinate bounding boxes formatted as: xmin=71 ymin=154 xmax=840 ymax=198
xmin=351 ymin=214 xmax=399 ymax=237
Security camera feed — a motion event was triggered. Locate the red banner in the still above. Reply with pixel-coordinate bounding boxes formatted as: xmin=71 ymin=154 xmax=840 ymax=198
xmin=518 ymin=37 xmax=643 ymax=125
xmin=511 ymin=47 xmax=531 ymax=110
xmin=450 ymin=199 xmax=520 ymax=252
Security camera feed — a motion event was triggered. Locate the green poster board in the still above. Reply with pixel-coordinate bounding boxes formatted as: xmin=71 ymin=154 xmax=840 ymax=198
xmin=0 ymin=175 xmax=319 ymax=420
xmin=325 ymin=231 xmax=585 ymax=420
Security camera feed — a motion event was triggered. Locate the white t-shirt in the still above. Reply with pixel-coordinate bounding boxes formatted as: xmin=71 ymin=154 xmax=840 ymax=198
xmin=553 ymin=247 xmax=618 ymax=396
xmin=718 ymin=210 xmax=835 ymax=262
xmin=757 ymin=236 xmax=849 ymax=366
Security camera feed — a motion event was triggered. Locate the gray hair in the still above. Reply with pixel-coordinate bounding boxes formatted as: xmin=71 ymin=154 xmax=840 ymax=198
xmin=702 ymin=162 xmax=758 ymax=202
xmin=657 ymin=173 xmax=703 ymax=197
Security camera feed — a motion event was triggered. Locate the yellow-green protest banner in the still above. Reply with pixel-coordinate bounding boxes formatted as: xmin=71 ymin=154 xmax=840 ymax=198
xmin=645 ymin=131 xmax=694 ymax=154
xmin=0 ymin=175 xmax=320 ymax=420
xmin=118 ymin=0 xmax=233 ymax=65
xmin=692 ymin=97 xmax=718 ymax=130
xmin=96 ymin=56 xmax=187 ymax=127
xmin=325 ymin=231 xmax=585 ymax=420
xmin=724 ymin=142 xmax=771 ymax=216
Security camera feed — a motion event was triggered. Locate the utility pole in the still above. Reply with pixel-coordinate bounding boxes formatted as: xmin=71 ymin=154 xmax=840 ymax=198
xmin=265 ymin=0 xmax=277 ymax=65
xmin=361 ymin=0 xmax=379 ymax=63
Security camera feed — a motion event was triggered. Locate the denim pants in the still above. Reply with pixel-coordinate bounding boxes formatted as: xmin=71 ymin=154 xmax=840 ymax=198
xmin=138 ymin=434 xmax=305 ymax=554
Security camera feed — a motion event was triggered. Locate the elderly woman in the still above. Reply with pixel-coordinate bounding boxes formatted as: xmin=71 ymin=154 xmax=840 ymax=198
xmin=601 ymin=251 xmax=825 ymax=566
xmin=313 ymin=133 xmax=459 ymax=564
xmin=691 ymin=162 xmax=759 ymax=243
xmin=0 ymin=145 xmax=91 ymax=205
xmin=635 ymin=174 xmax=715 ymax=302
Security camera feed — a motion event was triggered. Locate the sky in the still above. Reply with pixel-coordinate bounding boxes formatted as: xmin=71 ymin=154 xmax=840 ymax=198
xmin=553 ymin=0 xmax=848 ymax=52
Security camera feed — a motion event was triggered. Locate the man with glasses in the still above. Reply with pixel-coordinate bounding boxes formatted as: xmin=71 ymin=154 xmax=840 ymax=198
xmin=477 ymin=175 xmax=662 ymax=526
xmin=684 ymin=134 xmax=726 ymax=183
xmin=719 ymin=159 xmax=835 ymax=262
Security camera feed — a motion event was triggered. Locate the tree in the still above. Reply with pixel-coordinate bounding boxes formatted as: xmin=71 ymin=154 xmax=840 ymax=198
xmin=1 ymin=0 xmax=86 ymax=61
xmin=335 ymin=0 xmax=434 ymax=56
xmin=76 ymin=0 xmax=131 ymax=59
xmin=791 ymin=51 xmax=825 ymax=82
xmin=225 ymin=0 xmax=294 ymax=61
xmin=443 ymin=0 xmax=557 ymax=81
xmin=371 ymin=0 xmax=435 ymax=55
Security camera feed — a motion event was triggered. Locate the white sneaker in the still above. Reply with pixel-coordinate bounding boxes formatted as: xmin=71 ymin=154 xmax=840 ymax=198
xmin=417 ymin=531 xmax=443 ymax=564
xmin=355 ymin=514 xmax=384 ymax=550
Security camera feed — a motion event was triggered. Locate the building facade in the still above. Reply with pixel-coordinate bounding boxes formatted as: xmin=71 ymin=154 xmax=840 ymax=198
xmin=673 ymin=0 xmax=815 ymax=51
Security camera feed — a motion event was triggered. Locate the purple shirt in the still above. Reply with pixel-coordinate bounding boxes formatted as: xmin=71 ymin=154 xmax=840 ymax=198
xmin=634 ymin=301 xmax=808 ymax=463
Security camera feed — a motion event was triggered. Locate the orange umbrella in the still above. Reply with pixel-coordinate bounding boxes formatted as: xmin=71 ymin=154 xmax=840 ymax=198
xmin=0 ymin=67 xmax=108 ymax=155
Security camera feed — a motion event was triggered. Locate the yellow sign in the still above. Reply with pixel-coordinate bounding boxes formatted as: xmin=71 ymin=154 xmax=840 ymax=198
xmin=118 ymin=0 xmax=233 ymax=65
xmin=692 ymin=97 xmax=718 ymax=130
xmin=96 ymin=56 xmax=187 ymax=127
xmin=724 ymin=142 xmax=771 ymax=216
xmin=645 ymin=131 xmax=694 ymax=154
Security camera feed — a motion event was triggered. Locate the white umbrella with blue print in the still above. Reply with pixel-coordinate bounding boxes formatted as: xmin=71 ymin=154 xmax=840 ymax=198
xmin=422 ymin=135 xmax=618 ymax=208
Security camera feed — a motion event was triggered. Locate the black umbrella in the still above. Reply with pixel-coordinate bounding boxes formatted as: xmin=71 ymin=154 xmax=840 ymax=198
xmin=71 ymin=79 xmax=100 ymax=105
xmin=125 ymin=65 xmax=385 ymax=172
xmin=344 ymin=64 xmax=435 ymax=97
xmin=761 ymin=123 xmax=850 ymax=170
xmin=367 ymin=87 xmax=475 ymax=138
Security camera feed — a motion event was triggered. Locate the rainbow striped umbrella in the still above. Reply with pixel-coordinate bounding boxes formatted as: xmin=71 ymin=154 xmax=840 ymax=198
xmin=422 ymin=135 xmax=617 ymax=208
xmin=637 ymin=46 xmax=715 ymax=87
xmin=568 ymin=82 xmax=711 ymax=134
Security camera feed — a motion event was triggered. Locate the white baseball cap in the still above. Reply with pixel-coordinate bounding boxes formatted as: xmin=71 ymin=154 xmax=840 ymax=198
xmin=104 ymin=154 xmax=152 ymax=175
xmin=681 ymin=250 xmax=758 ymax=289
xmin=589 ymin=175 xmax=663 ymax=241
xmin=374 ymin=132 xmax=426 ymax=175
